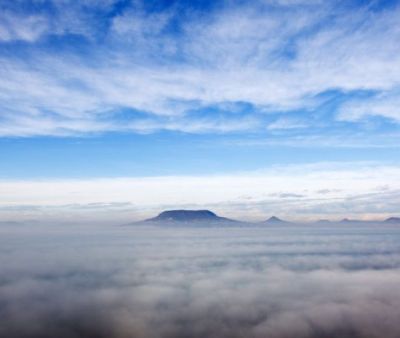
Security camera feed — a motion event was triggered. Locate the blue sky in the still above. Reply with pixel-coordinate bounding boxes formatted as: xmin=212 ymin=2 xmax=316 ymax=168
xmin=1 ymin=0 xmax=400 ymax=222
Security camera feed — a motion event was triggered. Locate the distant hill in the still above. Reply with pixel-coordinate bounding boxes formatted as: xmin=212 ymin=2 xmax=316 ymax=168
xmin=0 ymin=221 xmax=23 ymax=226
xmin=142 ymin=209 xmax=238 ymax=224
xmin=315 ymin=219 xmax=331 ymax=224
xmin=262 ymin=216 xmax=291 ymax=225
xmin=384 ymin=217 xmax=400 ymax=224
xmin=333 ymin=217 xmax=400 ymax=225
xmin=338 ymin=218 xmax=368 ymax=224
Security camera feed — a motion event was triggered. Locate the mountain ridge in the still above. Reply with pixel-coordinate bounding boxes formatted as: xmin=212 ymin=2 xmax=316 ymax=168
xmin=127 ymin=210 xmax=400 ymax=226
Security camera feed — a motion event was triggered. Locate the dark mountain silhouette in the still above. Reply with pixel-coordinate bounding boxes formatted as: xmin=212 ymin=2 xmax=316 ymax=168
xmin=144 ymin=209 xmax=237 ymax=224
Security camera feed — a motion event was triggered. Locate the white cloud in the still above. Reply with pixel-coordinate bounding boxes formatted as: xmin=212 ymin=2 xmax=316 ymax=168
xmin=0 ymin=12 xmax=49 ymax=42
xmin=338 ymin=90 xmax=400 ymax=122
xmin=2 ymin=222 xmax=400 ymax=337
xmin=1 ymin=162 xmax=400 ymax=223
xmin=0 ymin=1 xmax=400 ymax=136
xmin=112 ymin=9 xmax=172 ymax=38
xmin=267 ymin=117 xmax=308 ymax=130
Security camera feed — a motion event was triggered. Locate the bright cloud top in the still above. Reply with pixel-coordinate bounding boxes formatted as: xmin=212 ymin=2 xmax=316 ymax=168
xmin=2 ymin=224 xmax=400 ymax=337
xmin=1 ymin=0 xmax=400 ymax=138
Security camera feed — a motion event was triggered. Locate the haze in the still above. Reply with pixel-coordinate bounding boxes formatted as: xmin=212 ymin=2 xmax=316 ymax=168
xmin=2 ymin=222 xmax=400 ymax=338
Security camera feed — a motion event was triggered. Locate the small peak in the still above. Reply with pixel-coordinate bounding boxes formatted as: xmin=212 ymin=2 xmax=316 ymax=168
xmin=265 ymin=216 xmax=287 ymax=224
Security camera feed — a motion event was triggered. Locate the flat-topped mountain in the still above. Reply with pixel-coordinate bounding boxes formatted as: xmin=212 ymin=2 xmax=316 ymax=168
xmin=144 ymin=209 xmax=236 ymax=223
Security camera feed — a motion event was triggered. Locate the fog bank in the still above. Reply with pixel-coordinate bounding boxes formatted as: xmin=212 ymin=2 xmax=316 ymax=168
xmin=1 ymin=224 xmax=400 ymax=338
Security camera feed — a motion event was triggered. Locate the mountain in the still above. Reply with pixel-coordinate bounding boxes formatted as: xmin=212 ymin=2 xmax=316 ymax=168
xmin=315 ymin=219 xmax=331 ymax=224
xmin=338 ymin=218 xmax=365 ymax=224
xmin=384 ymin=217 xmax=400 ymax=224
xmin=143 ymin=209 xmax=238 ymax=224
xmin=0 ymin=221 xmax=23 ymax=226
xmin=262 ymin=216 xmax=290 ymax=225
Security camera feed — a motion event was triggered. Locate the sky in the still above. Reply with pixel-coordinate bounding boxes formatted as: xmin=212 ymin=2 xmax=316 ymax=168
xmin=1 ymin=0 xmax=400 ymax=222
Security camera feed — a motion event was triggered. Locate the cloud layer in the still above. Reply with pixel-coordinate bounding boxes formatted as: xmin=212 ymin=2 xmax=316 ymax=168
xmin=1 ymin=224 xmax=400 ymax=337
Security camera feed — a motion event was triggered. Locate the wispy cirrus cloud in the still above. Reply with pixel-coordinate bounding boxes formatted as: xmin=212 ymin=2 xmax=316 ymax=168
xmin=0 ymin=11 xmax=48 ymax=42
xmin=338 ymin=89 xmax=400 ymax=123
xmin=0 ymin=0 xmax=399 ymax=139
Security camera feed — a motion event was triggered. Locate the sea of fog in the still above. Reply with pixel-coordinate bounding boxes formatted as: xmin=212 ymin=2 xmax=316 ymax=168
xmin=1 ymin=223 xmax=400 ymax=338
